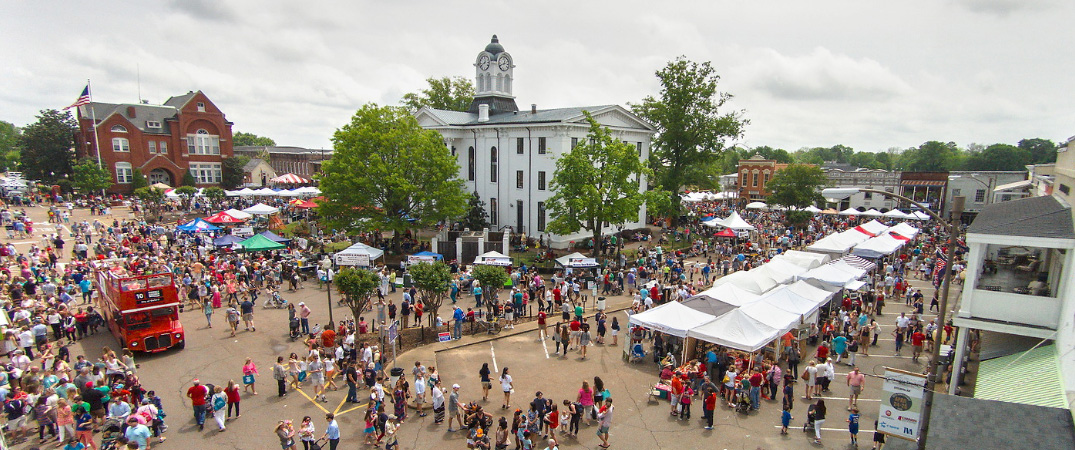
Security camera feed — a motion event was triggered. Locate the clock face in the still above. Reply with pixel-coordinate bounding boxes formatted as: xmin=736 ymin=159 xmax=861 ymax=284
xmin=478 ymin=55 xmax=491 ymax=70
xmin=498 ymin=55 xmax=510 ymax=71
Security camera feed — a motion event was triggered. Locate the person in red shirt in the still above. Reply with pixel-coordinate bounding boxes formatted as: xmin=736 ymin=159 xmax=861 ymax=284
xmin=186 ymin=379 xmax=209 ymax=431
xmin=537 ymin=311 xmax=547 ymax=339
xmin=669 ymin=375 xmax=683 ymax=416
xmin=816 ymin=343 xmax=830 ymax=361
xmin=910 ymin=328 xmax=926 ymax=362
xmin=702 ymin=390 xmax=717 ymax=429
xmin=569 ymin=319 xmax=581 ymax=350
xmin=650 ymin=285 xmax=660 ymax=303
xmin=224 ymin=380 xmax=242 ymax=419
xmin=321 ymin=326 xmax=336 ymax=350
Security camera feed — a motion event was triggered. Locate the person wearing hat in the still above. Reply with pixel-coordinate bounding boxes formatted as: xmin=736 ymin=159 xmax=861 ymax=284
xmin=446 ymin=384 xmax=463 ymax=432
xmin=383 ymin=414 xmax=400 ymax=450
xmin=185 ymin=379 xmax=209 ymax=431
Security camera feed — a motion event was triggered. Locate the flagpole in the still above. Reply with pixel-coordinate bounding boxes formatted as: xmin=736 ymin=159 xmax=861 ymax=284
xmin=87 ymin=79 xmax=103 ymax=169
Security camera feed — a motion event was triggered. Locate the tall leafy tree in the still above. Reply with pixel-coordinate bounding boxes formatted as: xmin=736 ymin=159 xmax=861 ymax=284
xmin=319 ymin=104 xmax=468 ymax=251
xmin=546 ymin=112 xmax=651 ymax=257
xmin=401 ymin=76 xmax=475 ymax=112
xmin=1018 ymin=138 xmax=1057 ymax=164
xmin=766 ymin=164 xmax=827 ymax=208
xmin=203 ymin=187 xmax=226 ymax=202
xmin=0 ymin=120 xmax=20 ymax=171
xmin=632 ymin=57 xmax=746 ymax=215
xmin=221 ymin=157 xmax=247 ymax=189
xmin=461 ymin=192 xmax=490 ymax=230
xmin=131 ymin=169 xmax=149 ymax=189
xmin=19 ymin=109 xmax=76 ymax=182
xmin=182 ymin=170 xmax=197 ymax=186
xmin=133 ymin=187 xmax=166 ymax=219
xmin=232 ymin=132 xmax=276 ymax=147
xmin=962 ymin=144 xmax=1031 ymax=171
xmin=471 ymin=264 xmax=509 ymax=310
xmin=70 ymin=159 xmax=113 ymax=193
xmin=408 ymin=261 xmax=452 ymax=327
xmin=900 ymin=141 xmax=963 ymax=172
xmin=334 ymin=267 xmax=380 ymax=327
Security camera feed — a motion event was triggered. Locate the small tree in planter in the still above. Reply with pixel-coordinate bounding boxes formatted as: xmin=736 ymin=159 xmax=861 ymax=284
xmin=472 ymin=264 xmax=510 ymax=316
xmin=334 ymin=267 xmax=380 ymax=327
xmin=408 ymin=261 xmax=452 ymax=329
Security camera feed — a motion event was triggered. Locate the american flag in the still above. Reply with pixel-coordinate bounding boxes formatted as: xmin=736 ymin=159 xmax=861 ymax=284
xmin=932 ymin=249 xmax=947 ymax=288
xmin=64 ymin=85 xmax=91 ymax=110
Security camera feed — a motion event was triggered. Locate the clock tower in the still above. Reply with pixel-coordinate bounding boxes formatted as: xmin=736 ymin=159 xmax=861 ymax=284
xmin=469 ymin=35 xmax=519 ymax=113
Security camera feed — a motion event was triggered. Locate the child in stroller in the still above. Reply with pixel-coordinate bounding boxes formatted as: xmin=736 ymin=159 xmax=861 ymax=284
xmin=733 ymin=379 xmax=752 ymax=414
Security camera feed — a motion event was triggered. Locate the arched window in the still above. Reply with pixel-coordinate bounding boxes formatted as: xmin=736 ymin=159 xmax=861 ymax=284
xmin=111 ymin=137 xmax=130 ymax=153
xmin=111 ymin=125 xmax=127 ymax=133
xmin=490 ymin=146 xmax=498 ymax=183
xmin=187 ymin=129 xmax=220 ymax=155
xmin=115 ymin=162 xmax=133 ymax=184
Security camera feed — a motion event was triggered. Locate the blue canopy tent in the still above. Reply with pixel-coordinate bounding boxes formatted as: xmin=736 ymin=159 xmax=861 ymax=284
xmin=212 ymin=235 xmax=244 ymax=247
xmin=257 ymin=230 xmax=291 ymax=244
xmin=177 ymin=218 xmax=220 ymax=233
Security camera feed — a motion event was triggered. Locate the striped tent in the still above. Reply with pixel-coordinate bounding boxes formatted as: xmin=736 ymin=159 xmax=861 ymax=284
xmin=270 ymin=173 xmax=309 ymax=184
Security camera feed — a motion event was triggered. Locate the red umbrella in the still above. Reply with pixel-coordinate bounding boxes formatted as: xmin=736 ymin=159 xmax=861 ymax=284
xmin=204 ymin=211 xmax=245 ymax=224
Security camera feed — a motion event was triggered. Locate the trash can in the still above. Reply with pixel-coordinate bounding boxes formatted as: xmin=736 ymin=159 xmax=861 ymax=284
xmin=403 ymin=273 xmax=413 ymax=288
xmin=596 ymin=296 xmax=607 ymax=311
xmin=390 ymin=367 xmax=404 ymax=385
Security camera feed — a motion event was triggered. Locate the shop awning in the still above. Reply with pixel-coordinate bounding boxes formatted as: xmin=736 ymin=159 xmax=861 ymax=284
xmin=974 ymin=344 xmax=1068 ymax=409
xmin=901 ymin=180 xmax=946 ymax=187
xmin=993 ymin=179 xmax=1032 ymax=192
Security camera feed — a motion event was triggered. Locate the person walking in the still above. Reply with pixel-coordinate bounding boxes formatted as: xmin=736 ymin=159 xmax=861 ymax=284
xmin=186 ymin=379 xmax=209 ymax=431
xmin=702 ymin=389 xmax=716 ymax=430
xmin=224 ymin=380 xmax=241 ymax=420
xmin=275 ymin=420 xmax=297 ymax=450
xmin=577 ymin=381 xmax=595 ymax=425
xmin=242 ymin=358 xmax=258 ymax=395
xmin=446 ymin=384 xmax=464 ymax=432
xmin=203 ymin=301 xmax=213 ymax=328
xmin=479 ymin=363 xmax=492 ymax=402
xmin=596 ymin=399 xmax=613 ymax=449
xmin=847 ymin=407 xmax=861 ymax=446
xmin=810 ymin=399 xmax=827 ymax=444
xmin=321 ymin=413 xmax=340 ymax=450
xmin=298 ymin=416 xmax=316 ymax=450
xmin=240 ymin=297 xmax=255 ymax=332
xmin=273 ymin=357 xmax=287 ymax=397
xmin=846 ymin=366 xmax=865 ymax=410
xmin=210 ymin=386 xmax=227 ymax=432
xmin=500 ymin=367 xmax=514 ymax=409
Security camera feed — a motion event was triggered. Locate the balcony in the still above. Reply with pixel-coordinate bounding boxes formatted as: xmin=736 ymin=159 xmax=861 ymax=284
xmin=960 ymin=289 xmax=1061 ymax=330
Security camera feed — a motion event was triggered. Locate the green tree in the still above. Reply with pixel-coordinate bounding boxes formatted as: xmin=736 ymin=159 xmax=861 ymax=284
xmin=334 ymin=267 xmax=381 ymax=327
xmin=318 ymin=103 xmax=468 ymax=252
xmin=900 ymin=141 xmax=963 ymax=172
xmin=766 ymin=164 xmax=827 ymax=210
xmin=175 ymin=186 xmax=198 ymax=210
xmin=133 ymin=186 xmax=166 ymax=219
xmin=962 ymin=144 xmax=1031 ymax=171
xmin=408 ymin=261 xmax=452 ymax=327
xmin=0 ymin=120 xmax=20 ymax=171
xmin=182 ymin=170 xmax=196 ymax=186
xmin=471 ymin=264 xmax=509 ymax=307
xmin=461 ymin=192 xmax=490 ymax=230
xmin=1018 ymin=138 xmax=1057 ymax=164
xmin=70 ymin=159 xmax=112 ymax=193
xmin=221 ymin=157 xmax=247 ymax=189
xmin=631 ymin=57 xmax=746 ymax=217
xmin=131 ymin=168 xmax=148 ymax=189
xmin=18 ymin=109 xmax=76 ymax=182
xmin=203 ymin=187 xmax=226 ymax=202
xmin=232 ymin=132 xmax=276 ymax=147
xmin=401 ymin=76 xmax=475 ymax=112
xmin=546 ymin=112 xmax=651 ymax=257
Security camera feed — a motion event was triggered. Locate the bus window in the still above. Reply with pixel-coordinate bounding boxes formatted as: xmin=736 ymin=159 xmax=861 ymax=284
xmin=121 ymin=279 xmax=147 ymax=292
xmin=147 ymin=276 xmax=171 ymax=288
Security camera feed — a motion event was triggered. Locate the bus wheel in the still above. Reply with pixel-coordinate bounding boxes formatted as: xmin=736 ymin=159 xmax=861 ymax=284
xmin=178 ymin=340 xmax=186 ymax=349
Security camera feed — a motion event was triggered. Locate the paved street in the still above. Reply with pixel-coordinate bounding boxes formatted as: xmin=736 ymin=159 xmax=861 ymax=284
xmin=8 ymin=204 xmax=950 ymax=449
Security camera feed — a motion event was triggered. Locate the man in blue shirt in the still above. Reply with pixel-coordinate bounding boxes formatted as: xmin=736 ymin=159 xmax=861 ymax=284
xmin=79 ymin=279 xmax=93 ymax=304
xmin=322 ymin=413 xmax=340 ymax=450
xmin=452 ymin=306 xmax=465 ymax=339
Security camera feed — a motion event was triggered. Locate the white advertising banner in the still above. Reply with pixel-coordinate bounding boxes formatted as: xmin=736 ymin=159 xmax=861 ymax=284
xmin=335 ymin=253 xmax=370 ymax=267
xmin=877 ymin=368 xmax=927 ymax=441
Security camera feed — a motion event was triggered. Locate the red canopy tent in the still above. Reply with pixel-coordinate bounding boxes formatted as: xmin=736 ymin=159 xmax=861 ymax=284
xmin=289 ymin=199 xmax=318 ymax=209
xmin=204 ymin=211 xmax=246 ymax=224
xmin=713 ymin=228 xmax=736 ymax=237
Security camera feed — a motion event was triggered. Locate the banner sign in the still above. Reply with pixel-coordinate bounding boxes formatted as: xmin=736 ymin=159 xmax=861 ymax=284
xmin=233 ymin=227 xmax=254 ymax=238
xmin=387 ymin=322 xmax=399 ymax=343
xmin=335 ymin=253 xmax=370 ymax=267
xmin=438 ymin=332 xmax=452 ymax=342
xmin=877 ymin=368 xmax=927 ymax=441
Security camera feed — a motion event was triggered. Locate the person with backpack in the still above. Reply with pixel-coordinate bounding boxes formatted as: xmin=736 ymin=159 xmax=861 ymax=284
xmin=210 ymin=385 xmax=227 ymax=432
xmin=225 ymin=307 xmax=241 ymax=337
xmin=4 ymin=391 xmax=29 ymax=444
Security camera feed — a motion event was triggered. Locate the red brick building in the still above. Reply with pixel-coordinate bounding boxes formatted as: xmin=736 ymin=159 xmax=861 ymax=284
xmin=737 ymin=154 xmax=790 ymax=201
xmin=75 ymin=90 xmax=233 ymax=193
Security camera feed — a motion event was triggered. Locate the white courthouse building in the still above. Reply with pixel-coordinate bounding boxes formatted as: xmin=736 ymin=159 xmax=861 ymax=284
xmin=415 ymin=35 xmax=655 ymax=248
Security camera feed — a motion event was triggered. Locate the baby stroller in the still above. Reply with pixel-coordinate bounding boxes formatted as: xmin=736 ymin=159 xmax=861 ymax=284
xmin=733 ymin=388 xmax=751 ymax=414
xmin=802 ymin=404 xmax=818 ymax=433
xmin=99 ymin=417 xmax=125 ymax=449
xmin=289 ymin=317 xmax=301 ymax=340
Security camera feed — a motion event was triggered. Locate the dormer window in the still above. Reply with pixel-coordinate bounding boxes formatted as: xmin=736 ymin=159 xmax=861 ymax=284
xmin=146 ymin=121 xmax=161 ymax=128
xmin=111 ymin=125 xmax=127 ymax=133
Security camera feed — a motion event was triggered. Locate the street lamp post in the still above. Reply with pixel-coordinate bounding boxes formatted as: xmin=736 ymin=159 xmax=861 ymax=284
xmin=822 ymin=188 xmax=964 ymax=450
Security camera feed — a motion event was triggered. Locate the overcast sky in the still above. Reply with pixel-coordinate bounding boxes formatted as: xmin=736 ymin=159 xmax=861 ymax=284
xmin=3 ymin=0 xmax=1073 ymax=153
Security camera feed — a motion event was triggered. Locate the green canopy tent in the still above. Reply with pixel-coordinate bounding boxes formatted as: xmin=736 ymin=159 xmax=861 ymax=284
xmin=239 ymin=234 xmax=286 ymax=252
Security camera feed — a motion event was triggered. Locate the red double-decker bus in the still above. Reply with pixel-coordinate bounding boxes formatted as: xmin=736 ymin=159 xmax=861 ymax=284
xmin=94 ymin=260 xmax=185 ymax=352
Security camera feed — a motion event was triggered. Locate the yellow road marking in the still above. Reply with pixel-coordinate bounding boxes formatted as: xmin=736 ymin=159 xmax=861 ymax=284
xmin=294 ymin=388 xmax=330 ymax=414
xmin=337 ymin=402 xmax=369 ymax=416
xmin=332 ymin=396 xmax=348 ymax=415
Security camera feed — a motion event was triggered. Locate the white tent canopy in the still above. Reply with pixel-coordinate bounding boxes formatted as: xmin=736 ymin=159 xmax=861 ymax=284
xmin=753 ymin=258 xmax=807 ymax=284
xmin=855 ymin=219 xmax=889 ymax=236
xmin=687 ymin=309 xmax=782 ymax=352
xmin=911 ymin=211 xmax=931 ymax=220
xmin=796 ymin=260 xmax=867 ymax=286
xmin=806 ymin=229 xmax=871 ymax=254
xmin=753 ymin=281 xmax=835 ymax=318
xmin=711 ymin=269 xmax=778 ymax=295
xmin=334 ymin=243 xmax=384 ymax=266
xmin=242 ymin=203 xmax=280 ymax=215
xmin=839 ymin=208 xmax=860 ymax=216
xmin=802 ymin=205 xmax=822 ymax=213
xmin=237 ymin=188 xmax=256 ymax=196
xmin=555 ymin=252 xmax=598 ymax=268
xmin=223 ymin=208 xmax=253 ymax=220
xmin=690 ymin=283 xmax=760 ymax=307
xmin=888 ymin=222 xmax=920 ymax=239
xmin=861 ymin=208 xmax=883 ymax=217
xmin=882 ymin=209 xmax=909 ymax=219
xmin=474 ymin=251 xmax=512 ymax=266
xmin=745 ymin=201 xmax=767 ymax=209
xmin=629 ymin=301 xmax=716 ymax=338
xmin=253 ymin=187 xmax=277 ymax=196
xmin=719 ymin=211 xmax=756 ymax=231
xmin=771 ymin=250 xmax=830 ymax=269
xmin=851 ymin=233 xmax=906 ymax=259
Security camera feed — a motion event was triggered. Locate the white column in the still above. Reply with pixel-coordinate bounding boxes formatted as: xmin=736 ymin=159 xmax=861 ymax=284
xmin=456 ymin=238 xmax=463 ymax=263
xmin=431 ymin=237 xmax=439 ymax=255
xmin=502 ymin=232 xmax=510 ymax=257
xmin=948 ymin=326 xmax=971 ymax=395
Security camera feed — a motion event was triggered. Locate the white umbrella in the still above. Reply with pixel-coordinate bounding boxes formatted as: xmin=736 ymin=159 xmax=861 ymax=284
xmin=745 ymin=201 xmax=767 ymax=209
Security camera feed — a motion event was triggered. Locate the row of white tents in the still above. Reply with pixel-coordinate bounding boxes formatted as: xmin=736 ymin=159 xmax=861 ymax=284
xmin=225 ymin=187 xmax=322 ymax=197
xmin=807 ymin=219 xmax=920 ymax=259
xmin=836 ymin=207 xmax=931 ymax=220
